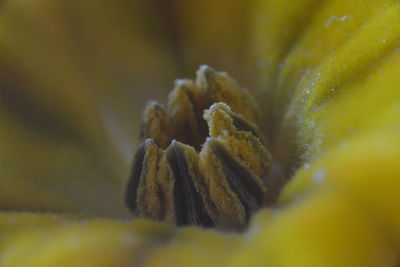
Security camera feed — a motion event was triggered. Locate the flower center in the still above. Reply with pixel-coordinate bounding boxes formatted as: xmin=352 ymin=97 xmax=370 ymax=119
xmin=125 ymin=65 xmax=274 ymax=230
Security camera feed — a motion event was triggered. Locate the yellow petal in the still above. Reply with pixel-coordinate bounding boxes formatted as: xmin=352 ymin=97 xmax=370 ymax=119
xmin=0 ymin=0 xmax=178 ymax=215
xmin=234 ymin=190 xmax=398 ymax=267
xmin=0 ymin=212 xmax=175 ymax=267
xmin=281 ymin=129 xmax=400 ymax=243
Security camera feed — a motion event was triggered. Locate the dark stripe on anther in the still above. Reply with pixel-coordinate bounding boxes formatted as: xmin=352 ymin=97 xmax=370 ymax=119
xmin=125 ymin=139 xmax=150 ymax=214
xmin=226 ymin=110 xmax=263 ymax=143
xmin=208 ymin=140 xmax=264 ymax=222
xmin=166 ymin=142 xmax=214 ymax=227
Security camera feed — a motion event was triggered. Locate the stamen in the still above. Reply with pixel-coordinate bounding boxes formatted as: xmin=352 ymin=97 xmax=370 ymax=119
xmin=125 ymin=66 xmax=272 ymax=230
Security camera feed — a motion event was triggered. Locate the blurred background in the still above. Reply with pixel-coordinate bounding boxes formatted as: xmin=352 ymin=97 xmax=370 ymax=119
xmin=0 ymin=0 xmax=260 ymax=218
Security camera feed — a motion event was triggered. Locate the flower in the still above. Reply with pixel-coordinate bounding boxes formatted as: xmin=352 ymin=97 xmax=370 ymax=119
xmin=1 ymin=0 xmax=400 ymax=266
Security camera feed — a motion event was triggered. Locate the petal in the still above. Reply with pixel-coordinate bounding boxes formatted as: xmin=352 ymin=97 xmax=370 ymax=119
xmin=0 ymin=0 xmax=179 ymax=215
xmin=0 ymin=212 xmax=176 ymax=266
xmin=173 ymin=0 xmax=258 ymax=88
xmin=234 ymin=191 xmax=398 ymax=267
xmin=248 ymin=0 xmax=400 ymax=266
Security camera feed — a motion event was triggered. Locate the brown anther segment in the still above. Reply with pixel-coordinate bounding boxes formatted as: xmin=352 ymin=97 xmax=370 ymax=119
xmin=140 ymin=101 xmax=172 ymax=149
xmin=126 ymin=66 xmax=272 ymax=230
xmin=196 ymin=65 xmax=260 ymax=124
xmin=167 ymin=80 xmax=207 ymax=150
xmin=203 ymin=103 xmax=271 ymax=181
xmin=166 ymin=141 xmax=215 ymax=227
xmin=199 ymin=103 xmax=271 ymax=225
xmin=125 ymin=139 xmax=174 ymax=222
xmin=199 ymin=139 xmax=265 ymax=224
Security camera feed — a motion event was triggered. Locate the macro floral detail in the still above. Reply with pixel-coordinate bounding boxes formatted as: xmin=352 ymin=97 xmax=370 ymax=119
xmin=125 ymin=66 xmax=272 ymax=228
xmin=1 ymin=0 xmax=400 ymax=266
